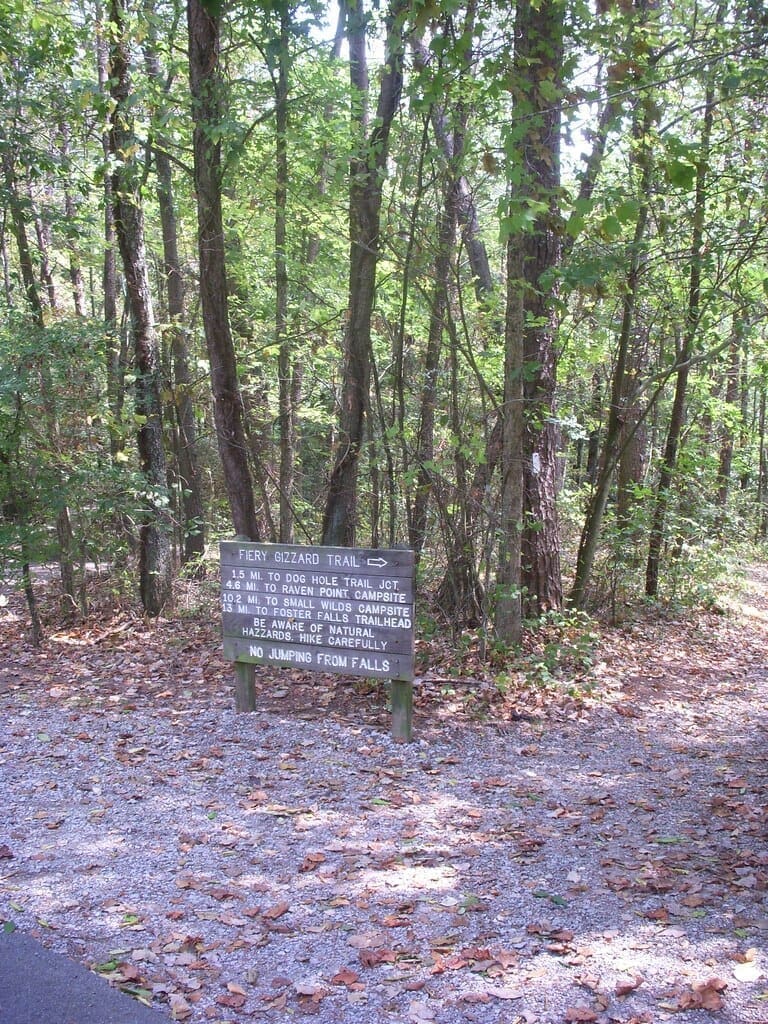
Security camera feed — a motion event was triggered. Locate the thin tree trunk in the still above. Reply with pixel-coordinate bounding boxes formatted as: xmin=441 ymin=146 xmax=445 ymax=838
xmin=616 ymin=322 xmax=649 ymax=536
xmin=109 ymin=0 xmax=172 ymax=616
xmin=715 ymin=314 xmax=743 ymax=516
xmin=2 ymin=141 xmax=79 ymax=615
xmin=188 ymin=0 xmax=260 ymax=540
xmin=143 ymin=17 xmax=206 ymax=565
xmin=757 ymin=386 xmax=767 ymax=539
xmin=30 ymin=193 xmax=57 ymax=312
xmin=495 ymin=237 xmax=525 ymax=646
xmin=274 ymin=6 xmax=294 ymax=543
xmin=1 ymin=213 xmax=12 ymax=305
xmin=410 ymin=186 xmax=458 ymax=557
xmin=59 ymin=124 xmax=87 ymax=317
xmin=645 ymin=57 xmax=717 ymax=598
xmin=569 ymin=103 xmax=654 ymax=609
xmin=435 ymin=304 xmax=486 ymax=625
xmin=96 ymin=5 xmax=123 ymax=461
xmin=321 ymin=0 xmax=406 ymax=546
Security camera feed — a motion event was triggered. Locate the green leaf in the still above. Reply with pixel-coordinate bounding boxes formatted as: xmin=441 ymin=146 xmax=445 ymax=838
xmin=615 ymin=200 xmax=640 ymax=224
xmin=533 ymin=889 xmax=568 ymax=906
xmin=600 ymin=214 xmax=623 ymax=239
xmin=666 ymin=158 xmax=697 ymax=190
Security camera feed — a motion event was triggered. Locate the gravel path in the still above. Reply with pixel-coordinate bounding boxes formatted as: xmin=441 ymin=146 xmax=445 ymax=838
xmin=1 ymin=567 xmax=767 ymax=1023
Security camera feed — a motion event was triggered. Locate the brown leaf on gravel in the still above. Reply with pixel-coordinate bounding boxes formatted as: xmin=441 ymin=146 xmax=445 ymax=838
xmin=208 ymin=887 xmax=240 ymax=901
xmin=331 ymin=967 xmax=361 ymax=988
xmin=0 ymin=845 xmax=13 ymax=858
xmin=666 ymin=977 xmax=728 ymax=1012
xmin=261 ymin=901 xmax=290 ymax=920
xmin=564 ymin=1007 xmax=599 ymax=1022
xmin=215 ymin=991 xmax=246 ymax=1009
xmin=169 ymin=993 xmax=193 ymax=1020
xmin=644 ymin=906 xmax=670 ymax=922
xmin=299 ymin=851 xmax=326 ymax=872
xmin=359 ymin=947 xmax=398 ymax=968
xmin=616 ymin=973 xmax=644 ymax=996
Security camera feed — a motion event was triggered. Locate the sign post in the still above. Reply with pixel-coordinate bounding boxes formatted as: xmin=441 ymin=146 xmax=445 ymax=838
xmin=219 ymin=541 xmax=416 ymax=740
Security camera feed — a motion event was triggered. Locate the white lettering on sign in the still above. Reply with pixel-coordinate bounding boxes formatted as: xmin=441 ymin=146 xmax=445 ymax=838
xmin=239 ymin=548 xmax=266 ymax=562
xmin=269 ymin=646 xmax=313 ymax=663
xmin=324 ymin=553 xmax=361 ymax=568
xmin=221 ymin=542 xmax=414 ymax=681
xmin=273 ymin=551 xmax=321 ymax=565
xmin=342 ymin=576 xmax=399 ymax=590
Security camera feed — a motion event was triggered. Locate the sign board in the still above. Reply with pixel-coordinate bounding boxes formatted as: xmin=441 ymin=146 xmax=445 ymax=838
xmin=220 ymin=541 xmax=415 ymax=682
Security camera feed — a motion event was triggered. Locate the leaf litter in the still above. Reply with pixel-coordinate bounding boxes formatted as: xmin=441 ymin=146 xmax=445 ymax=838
xmin=1 ymin=566 xmax=768 ymax=1022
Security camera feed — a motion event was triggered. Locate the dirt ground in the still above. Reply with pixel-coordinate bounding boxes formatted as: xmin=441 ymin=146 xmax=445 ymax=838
xmin=1 ymin=564 xmax=767 ymax=1023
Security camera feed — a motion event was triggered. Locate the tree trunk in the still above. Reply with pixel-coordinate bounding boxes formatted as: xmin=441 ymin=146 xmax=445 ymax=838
xmin=109 ymin=0 xmax=172 ymax=616
xmin=59 ymin=124 xmax=87 ymax=317
xmin=514 ymin=0 xmax=565 ymax=615
xmin=188 ymin=0 xmax=260 ymax=540
xmin=410 ymin=185 xmax=458 ymax=557
xmin=715 ymin=314 xmax=743 ymax=516
xmin=96 ymin=5 xmax=123 ymax=460
xmin=645 ymin=59 xmax=717 ymax=598
xmin=758 ymin=386 xmax=767 ymax=539
xmin=143 ymin=16 xmax=206 ymax=565
xmin=495 ymin=238 xmax=525 ymax=646
xmin=274 ymin=6 xmax=294 ymax=544
xmin=321 ymin=0 xmax=406 ymax=546
xmin=569 ymin=101 xmax=654 ymax=609
xmin=616 ymin=322 xmax=650 ymax=536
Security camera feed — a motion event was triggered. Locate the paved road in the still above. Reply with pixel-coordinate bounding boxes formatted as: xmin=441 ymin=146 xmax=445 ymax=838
xmin=0 ymin=930 xmax=168 ymax=1024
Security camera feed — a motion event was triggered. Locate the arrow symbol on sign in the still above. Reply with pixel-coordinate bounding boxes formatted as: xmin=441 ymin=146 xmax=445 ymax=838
xmin=367 ymin=557 xmax=388 ymax=567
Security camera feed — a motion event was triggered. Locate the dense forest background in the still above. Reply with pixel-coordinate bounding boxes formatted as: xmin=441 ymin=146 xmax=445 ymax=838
xmin=1 ymin=0 xmax=767 ymax=648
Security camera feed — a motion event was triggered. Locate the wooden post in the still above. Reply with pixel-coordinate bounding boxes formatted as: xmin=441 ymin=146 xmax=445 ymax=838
xmin=390 ymin=679 xmax=413 ymax=742
xmin=234 ymin=660 xmax=256 ymax=712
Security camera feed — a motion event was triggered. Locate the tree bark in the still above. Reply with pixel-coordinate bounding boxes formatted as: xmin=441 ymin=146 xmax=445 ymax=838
xmin=143 ymin=16 xmax=206 ymax=565
xmin=59 ymin=123 xmax=87 ymax=317
xmin=495 ymin=238 xmax=525 ymax=645
xmin=96 ymin=5 xmax=123 ymax=458
xmin=109 ymin=0 xmax=172 ymax=616
xmin=715 ymin=314 xmax=743 ymax=515
xmin=274 ymin=6 xmax=294 ymax=543
xmin=569 ymin=99 xmax=654 ymax=609
xmin=188 ymin=0 xmax=260 ymax=540
xmin=645 ymin=56 xmax=717 ymax=598
xmin=321 ymin=0 xmax=406 ymax=546
xmin=514 ymin=0 xmax=565 ymax=615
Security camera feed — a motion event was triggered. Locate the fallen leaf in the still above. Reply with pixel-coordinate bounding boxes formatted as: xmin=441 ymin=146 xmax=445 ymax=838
xmin=670 ymin=977 xmax=728 ymax=1012
xmin=564 ymin=1008 xmax=599 ymax=1022
xmin=169 ymin=994 xmax=193 ymax=1020
xmin=299 ymin=851 xmax=326 ymax=872
xmin=615 ymin=973 xmax=644 ymax=996
xmin=487 ymin=985 xmax=524 ymax=999
xmin=215 ymin=992 xmax=246 ymax=1009
xmin=359 ymin=947 xmax=397 ymax=968
xmin=331 ymin=968 xmax=360 ymax=987
xmin=408 ymin=1000 xmax=436 ymax=1021
xmin=262 ymin=901 xmax=289 ymax=920
xmin=294 ymin=979 xmax=327 ymax=1000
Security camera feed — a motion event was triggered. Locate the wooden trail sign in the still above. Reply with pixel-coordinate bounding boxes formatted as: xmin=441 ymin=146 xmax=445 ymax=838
xmin=220 ymin=541 xmax=416 ymax=740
